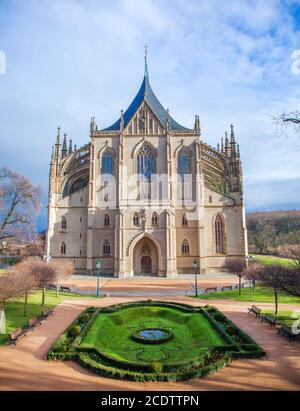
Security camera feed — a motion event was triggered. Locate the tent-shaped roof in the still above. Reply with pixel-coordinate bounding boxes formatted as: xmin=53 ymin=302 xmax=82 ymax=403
xmin=102 ymin=56 xmax=188 ymax=131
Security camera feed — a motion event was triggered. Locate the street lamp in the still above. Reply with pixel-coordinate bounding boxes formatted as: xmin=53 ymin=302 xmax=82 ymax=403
xmin=193 ymin=258 xmax=198 ymax=298
xmin=245 ymin=255 xmax=253 ymax=300
xmin=96 ymin=257 xmax=101 ymax=298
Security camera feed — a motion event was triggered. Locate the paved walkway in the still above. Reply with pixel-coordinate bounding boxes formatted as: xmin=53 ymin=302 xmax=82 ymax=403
xmin=0 ymin=294 xmax=299 ymax=391
xmin=60 ymin=272 xmax=243 ymax=296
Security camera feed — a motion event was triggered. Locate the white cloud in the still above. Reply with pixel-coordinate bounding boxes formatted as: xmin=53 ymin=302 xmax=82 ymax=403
xmin=0 ymin=0 xmax=300 ymax=229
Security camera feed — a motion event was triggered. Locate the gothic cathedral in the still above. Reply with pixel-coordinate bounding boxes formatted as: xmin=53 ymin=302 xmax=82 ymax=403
xmin=46 ymin=55 xmax=248 ymax=277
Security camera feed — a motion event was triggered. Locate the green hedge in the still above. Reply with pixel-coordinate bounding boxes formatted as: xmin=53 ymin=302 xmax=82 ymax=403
xmin=47 ymin=301 xmax=265 ymax=380
xmin=78 ymin=351 xmax=232 ymax=382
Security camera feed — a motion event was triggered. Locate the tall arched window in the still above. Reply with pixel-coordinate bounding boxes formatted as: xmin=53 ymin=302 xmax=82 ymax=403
xmin=104 ymin=213 xmax=110 ymax=227
xmin=133 ymin=213 xmax=139 ymax=226
xmin=61 ymin=242 xmax=66 ymax=255
xmin=101 ymin=150 xmax=113 ymax=175
xmin=152 ymin=212 xmax=158 ymax=226
xmin=182 ymin=239 xmax=190 ymax=255
xmin=103 ymin=239 xmax=111 ymax=256
xmin=178 ymin=149 xmax=190 ymax=179
xmin=137 ymin=144 xmax=155 ymax=181
xmin=182 ymin=213 xmax=188 ymax=226
xmin=61 ymin=216 xmax=67 ymax=230
xmin=215 ymin=214 xmax=225 ymax=254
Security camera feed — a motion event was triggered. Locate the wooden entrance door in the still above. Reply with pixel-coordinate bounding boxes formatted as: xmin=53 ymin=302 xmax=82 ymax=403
xmin=141 ymin=255 xmax=152 ymax=274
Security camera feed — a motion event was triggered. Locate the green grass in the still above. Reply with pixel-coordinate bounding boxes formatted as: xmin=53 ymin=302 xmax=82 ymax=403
xmin=81 ymin=306 xmax=225 ymax=364
xmin=0 ymin=289 xmax=94 ymax=345
xmin=261 ymin=310 xmax=300 ymax=327
xmin=251 ymin=254 xmax=296 ymax=267
xmin=197 ymin=285 xmax=300 ymax=304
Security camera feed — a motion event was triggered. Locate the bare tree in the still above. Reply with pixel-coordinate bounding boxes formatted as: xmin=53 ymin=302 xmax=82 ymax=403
xmin=0 ymin=269 xmax=28 ymax=332
xmin=275 ymin=267 xmax=300 ymax=298
xmin=281 ymin=245 xmax=300 ymax=268
xmin=244 ymin=262 xmax=263 ymax=288
xmin=50 ymin=260 xmax=74 ymax=297
xmin=223 ymin=258 xmax=247 ymax=295
xmin=254 ymin=265 xmax=288 ymax=314
xmin=0 ymin=167 xmax=42 ymax=241
xmin=19 ymin=235 xmax=45 ymax=259
xmin=11 ymin=259 xmax=39 ymax=315
xmin=31 ymin=260 xmax=56 ymax=306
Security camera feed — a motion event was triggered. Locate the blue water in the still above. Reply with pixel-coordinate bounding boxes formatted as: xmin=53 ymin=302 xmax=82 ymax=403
xmin=138 ymin=329 xmax=166 ymax=340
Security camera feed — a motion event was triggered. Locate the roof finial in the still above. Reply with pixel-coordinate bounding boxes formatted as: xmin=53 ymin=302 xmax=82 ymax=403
xmin=144 ymin=45 xmax=149 ymax=78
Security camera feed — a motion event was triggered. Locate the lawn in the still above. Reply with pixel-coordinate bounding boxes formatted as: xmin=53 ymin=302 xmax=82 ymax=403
xmin=0 ymin=289 xmax=94 ymax=345
xmin=47 ymin=301 xmax=265 ymax=381
xmin=197 ymin=285 xmax=300 ymax=304
xmin=251 ymin=254 xmax=296 ymax=267
xmin=81 ymin=306 xmax=225 ymax=364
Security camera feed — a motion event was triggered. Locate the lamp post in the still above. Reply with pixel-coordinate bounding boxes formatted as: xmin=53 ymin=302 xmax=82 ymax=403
xmin=193 ymin=258 xmax=198 ymax=297
xmin=245 ymin=255 xmax=253 ymax=300
xmin=96 ymin=257 xmax=101 ymax=298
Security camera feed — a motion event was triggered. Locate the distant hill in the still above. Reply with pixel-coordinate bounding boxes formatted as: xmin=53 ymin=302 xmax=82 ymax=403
xmin=246 ymin=210 xmax=300 ymax=255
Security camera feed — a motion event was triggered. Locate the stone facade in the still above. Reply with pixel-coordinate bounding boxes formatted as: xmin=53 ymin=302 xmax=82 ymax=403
xmin=46 ymin=57 xmax=248 ymax=277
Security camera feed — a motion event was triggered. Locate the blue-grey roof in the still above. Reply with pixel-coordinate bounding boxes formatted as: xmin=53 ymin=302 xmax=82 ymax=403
xmin=102 ymin=60 xmax=188 ymax=131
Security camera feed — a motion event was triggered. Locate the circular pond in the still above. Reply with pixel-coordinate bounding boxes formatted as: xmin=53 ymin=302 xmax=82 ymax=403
xmin=132 ymin=328 xmax=173 ymax=344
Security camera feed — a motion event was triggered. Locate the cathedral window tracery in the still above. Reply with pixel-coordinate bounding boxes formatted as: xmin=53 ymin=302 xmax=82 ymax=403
xmin=133 ymin=213 xmax=139 ymax=226
xmin=182 ymin=239 xmax=190 ymax=255
xmin=137 ymin=144 xmax=155 ymax=181
xmin=101 ymin=150 xmax=113 ymax=175
xmin=61 ymin=242 xmax=66 ymax=255
xmin=103 ymin=239 xmax=111 ymax=256
xmin=215 ymin=214 xmax=225 ymax=254
xmin=151 ymin=212 xmax=158 ymax=226
xmin=61 ymin=216 xmax=67 ymax=230
xmin=104 ymin=213 xmax=110 ymax=227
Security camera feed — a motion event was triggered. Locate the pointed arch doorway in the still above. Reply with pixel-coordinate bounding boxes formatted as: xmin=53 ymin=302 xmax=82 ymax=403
xmin=133 ymin=237 xmax=158 ymax=276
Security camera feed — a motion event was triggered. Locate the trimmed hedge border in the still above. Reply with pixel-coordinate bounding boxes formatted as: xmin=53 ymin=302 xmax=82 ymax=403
xmin=47 ymin=301 xmax=265 ymax=381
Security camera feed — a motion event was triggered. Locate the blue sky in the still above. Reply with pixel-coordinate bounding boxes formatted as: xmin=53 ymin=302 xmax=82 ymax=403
xmin=1 ymin=0 xmax=300 ymax=230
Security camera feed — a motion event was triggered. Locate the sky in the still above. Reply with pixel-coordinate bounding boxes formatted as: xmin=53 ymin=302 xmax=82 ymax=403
xmin=1 ymin=0 xmax=300 ymax=231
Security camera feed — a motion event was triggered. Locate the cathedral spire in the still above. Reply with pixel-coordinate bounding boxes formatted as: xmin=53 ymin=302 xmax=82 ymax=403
xmin=224 ymin=131 xmax=229 ymax=156
xmin=220 ymin=136 xmax=224 ymax=154
xmin=55 ymin=127 xmax=61 ymax=159
xmin=194 ymin=115 xmax=200 ymax=133
xmin=68 ymin=139 xmax=73 ymax=155
xmin=230 ymin=124 xmax=236 ymax=158
xmin=120 ymin=109 xmax=124 ymax=132
xmin=62 ymin=133 xmax=68 ymax=158
xmin=144 ymin=45 xmax=149 ymax=78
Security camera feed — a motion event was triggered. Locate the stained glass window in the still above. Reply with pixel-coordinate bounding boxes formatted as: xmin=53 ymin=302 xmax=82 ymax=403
xmin=178 ymin=151 xmax=190 ymax=178
xmin=137 ymin=145 xmax=155 ymax=181
xmin=102 ymin=151 xmax=113 ymax=175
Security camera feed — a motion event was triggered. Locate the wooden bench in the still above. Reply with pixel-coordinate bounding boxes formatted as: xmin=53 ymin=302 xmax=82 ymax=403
xmin=221 ymin=285 xmax=233 ymax=291
xmin=26 ymin=316 xmax=41 ymax=330
xmin=9 ymin=327 xmax=27 ymax=345
xmin=60 ymin=286 xmax=71 ymax=293
xmin=205 ymin=287 xmax=218 ymax=293
xmin=278 ymin=324 xmax=299 ymax=342
xmin=261 ymin=314 xmax=276 ymax=327
xmin=41 ymin=308 xmax=54 ymax=319
xmin=247 ymin=305 xmax=261 ymax=318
